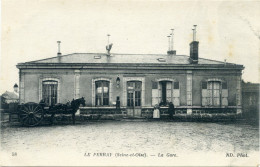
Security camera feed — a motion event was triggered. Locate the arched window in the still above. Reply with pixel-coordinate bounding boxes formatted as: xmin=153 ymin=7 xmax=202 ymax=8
xmin=95 ymin=80 xmax=109 ymax=106
xmin=42 ymin=80 xmax=58 ymax=106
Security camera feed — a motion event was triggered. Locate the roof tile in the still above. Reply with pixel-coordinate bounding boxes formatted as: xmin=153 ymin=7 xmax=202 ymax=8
xmin=26 ymin=53 xmax=234 ymax=65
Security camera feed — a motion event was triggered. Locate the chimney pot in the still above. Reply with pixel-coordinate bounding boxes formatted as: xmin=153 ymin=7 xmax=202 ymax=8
xmin=190 ymin=25 xmax=199 ymax=64
xmin=167 ymin=30 xmax=176 ymax=55
xmin=57 ymin=41 xmax=61 ymax=56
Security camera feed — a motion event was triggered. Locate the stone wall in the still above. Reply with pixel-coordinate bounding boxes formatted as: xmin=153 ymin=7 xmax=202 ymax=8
xmin=20 ymin=68 xmax=242 ymax=112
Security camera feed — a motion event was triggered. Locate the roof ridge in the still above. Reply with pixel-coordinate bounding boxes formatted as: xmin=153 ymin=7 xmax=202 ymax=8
xmin=27 ymin=53 xmax=79 ymax=63
xmin=72 ymin=53 xmax=177 ymax=55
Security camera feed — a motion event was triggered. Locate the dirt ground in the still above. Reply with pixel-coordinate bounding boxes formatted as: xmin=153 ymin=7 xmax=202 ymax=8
xmin=0 ymin=120 xmax=259 ymax=166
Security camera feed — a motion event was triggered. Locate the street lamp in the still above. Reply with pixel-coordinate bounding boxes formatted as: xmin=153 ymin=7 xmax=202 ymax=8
xmin=116 ymin=75 xmax=120 ymax=88
xmin=13 ymin=83 xmax=18 ymax=93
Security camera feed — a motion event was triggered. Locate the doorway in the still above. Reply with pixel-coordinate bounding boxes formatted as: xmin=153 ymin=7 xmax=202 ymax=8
xmin=161 ymin=81 xmax=167 ymax=105
xmin=126 ymin=81 xmax=142 ymax=117
xmin=159 ymin=81 xmax=172 ymax=106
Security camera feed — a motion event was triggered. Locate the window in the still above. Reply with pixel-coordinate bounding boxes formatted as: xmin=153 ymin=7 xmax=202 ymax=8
xmin=94 ymin=55 xmax=101 ymax=59
xmin=157 ymin=58 xmax=166 ymax=62
xmin=42 ymin=80 xmax=58 ymax=106
xmin=127 ymin=81 xmax=142 ymax=107
xmin=207 ymin=81 xmax=220 ymax=106
xmin=95 ymin=80 xmax=109 ymax=106
xmin=202 ymin=81 xmax=228 ymax=107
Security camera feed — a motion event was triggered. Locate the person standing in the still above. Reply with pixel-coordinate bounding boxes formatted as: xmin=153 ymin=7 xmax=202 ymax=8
xmin=168 ymin=102 xmax=175 ymax=119
xmin=153 ymin=104 xmax=160 ymax=119
xmin=116 ymin=96 xmax=120 ymax=109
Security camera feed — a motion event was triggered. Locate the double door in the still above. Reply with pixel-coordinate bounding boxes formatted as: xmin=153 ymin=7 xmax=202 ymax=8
xmin=127 ymin=81 xmax=142 ymax=117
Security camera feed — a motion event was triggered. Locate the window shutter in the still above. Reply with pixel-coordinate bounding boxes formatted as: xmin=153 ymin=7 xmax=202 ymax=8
xmin=207 ymin=82 xmax=213 ymax=106
xmin=222 ymin=82 xmax=228 ymax=106
xmin=222 ymin=82 xmax=227 ymax=89
xmin=158 ymin=82 xmax=162 ymax=103
xmin=173 ymin=81 xmax=180 ymax=106
xmin=166 ymin=82 xmax=172 ymax=102
xmin=201 ymin=81 xmax=208 ymax=106
xmin=152 ymin=82 xmax=159 ymax=105
xmin=152 ymin=82 xmax=158 ymax=89
xmin=213 ymin=82 xmax=220 ymax=106
xmin=174 ymin=82 xmax=179 ymax=89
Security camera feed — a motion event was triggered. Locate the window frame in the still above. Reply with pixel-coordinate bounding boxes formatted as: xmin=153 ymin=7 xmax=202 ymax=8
xmin=127 ymin=81 xmax=142 ymax=107
xmin=95 ymin=80 xmax=110 ymax=106
xmin=42 ymin=80 xmax=58 ymax=106
xmin=201 ymin=79 xmax=228 ymax=107
xmin=39 ymin=77 xmax=60 ymax=104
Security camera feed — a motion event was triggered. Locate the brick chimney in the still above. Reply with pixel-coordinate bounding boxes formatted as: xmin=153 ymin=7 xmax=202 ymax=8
xmin=190 ymin=41 xmax=199 ymax=64
xmin=189 ymin=25 xmax=199 ymax=64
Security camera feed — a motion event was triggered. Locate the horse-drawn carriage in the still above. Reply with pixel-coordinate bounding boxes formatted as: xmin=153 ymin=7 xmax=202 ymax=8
xmin=17 ymin=97 xmax=85 ymax=126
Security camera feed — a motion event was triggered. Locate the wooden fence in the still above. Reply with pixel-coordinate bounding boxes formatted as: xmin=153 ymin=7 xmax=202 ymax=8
xmin=0 ymin=103 xmax=19 ymax=123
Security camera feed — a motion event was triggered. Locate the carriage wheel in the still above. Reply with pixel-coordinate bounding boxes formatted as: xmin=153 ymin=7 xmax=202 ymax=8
xmin=19 ymin=102 xmax=44 ymax=126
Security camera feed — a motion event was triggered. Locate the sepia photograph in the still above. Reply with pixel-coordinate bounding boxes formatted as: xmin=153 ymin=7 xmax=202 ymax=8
xmin=0 ymin=0 xmax=259 ymax=166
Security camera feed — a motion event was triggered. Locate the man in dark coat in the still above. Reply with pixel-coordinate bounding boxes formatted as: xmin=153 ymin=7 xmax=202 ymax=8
xmin=116 ymin=96 xmax=120 ymax=110
xmin=168 ymin=102 xmax=175 ymax=119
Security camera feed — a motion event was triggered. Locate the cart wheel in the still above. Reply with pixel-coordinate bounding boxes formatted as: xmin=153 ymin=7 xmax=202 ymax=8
xmin=19 ymin=102 xmax=44 ymax=126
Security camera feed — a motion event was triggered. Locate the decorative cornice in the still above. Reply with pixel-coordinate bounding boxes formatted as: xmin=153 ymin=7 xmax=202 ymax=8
xmin=16 ymin=63 xmax=244 ymax=70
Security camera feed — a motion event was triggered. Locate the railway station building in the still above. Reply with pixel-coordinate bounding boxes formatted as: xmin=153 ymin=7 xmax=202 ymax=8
xmin=16 ymin=36 xmax=244 ymax=117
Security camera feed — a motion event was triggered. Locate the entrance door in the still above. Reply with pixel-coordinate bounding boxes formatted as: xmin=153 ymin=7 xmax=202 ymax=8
xmin=42 ymin=81 xmax=58 ymax=106
xmin=127 ymin=81 xmax=142 ymax=117
xmin=159 ymin=81 xmax=172 ymax=105
xmin=161 ymin=81 xmax=167 ymax=105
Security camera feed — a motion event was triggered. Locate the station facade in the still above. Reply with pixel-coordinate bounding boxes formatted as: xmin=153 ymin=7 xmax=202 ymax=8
xmin=17 ymin=40 xmax=244 ymax=116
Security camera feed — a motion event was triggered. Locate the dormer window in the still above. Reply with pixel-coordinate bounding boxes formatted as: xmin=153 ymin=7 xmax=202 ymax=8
xmin=157 ymin=58 xmax=166 ymax=62
xmin=94 ymin=55 xmax=101 ymax=59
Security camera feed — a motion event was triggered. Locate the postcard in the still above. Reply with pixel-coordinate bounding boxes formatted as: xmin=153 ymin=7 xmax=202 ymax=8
xmin=1 ymin=0 xmax=259 ymax=166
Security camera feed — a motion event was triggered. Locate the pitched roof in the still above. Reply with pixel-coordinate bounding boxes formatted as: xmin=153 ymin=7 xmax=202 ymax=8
xmin=2 ymin=91 xmax=19 ymax=100
xmin=22 ymin=53 xmax=237 ymax=65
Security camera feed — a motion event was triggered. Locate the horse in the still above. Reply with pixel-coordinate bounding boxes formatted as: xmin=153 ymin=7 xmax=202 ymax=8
xmin=70 ymin=97 xmax=86 ymax=124
xmin=48 ymin=97 xmax=85 ymax=125
xmin=71 ymin=97 xmax=86 ymax=111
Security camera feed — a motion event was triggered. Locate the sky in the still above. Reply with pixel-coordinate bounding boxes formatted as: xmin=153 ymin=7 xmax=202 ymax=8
xmin=1 ymin=0 xmax=260 ymax=94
